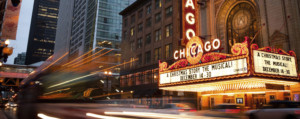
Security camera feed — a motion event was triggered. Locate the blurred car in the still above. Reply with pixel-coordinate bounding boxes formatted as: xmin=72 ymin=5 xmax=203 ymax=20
xmin=5 ymin=102 xmax=18 ymax=107
xmin=162 ymin=103 xmax=197 ymax=112
xmin=212 ymin=104 xmax=244 ymax=113
xmin=246 ymin=100 xmax=300 ymax=119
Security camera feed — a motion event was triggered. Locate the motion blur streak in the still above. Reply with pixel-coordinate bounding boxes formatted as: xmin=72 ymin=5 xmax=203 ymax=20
xmin=105 ymin=111 xmax=194 ymax=119
xmin=42 ymin=52 xmax=69 ymax=71
xmin=64 ymin=48 xmax=106 ymax=68
xmin=94 ymin=58 xmax=138 ymax=73
xmin=47 ymin=73 xmax=97 ymax=89
xmin=62 ymin=48 xmax=97 ymax=67
xmin=44 ymin=88 xmax=71 ymax=95
xmin=37 ymin=113 xmax=60 ymax=119
xmin=86 ymin=113 xmax=131 ymax=119
xmin=69 ymin=49 xmax=113 ymax=69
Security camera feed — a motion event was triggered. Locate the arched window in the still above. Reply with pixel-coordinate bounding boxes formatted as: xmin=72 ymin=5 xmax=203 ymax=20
xmin=227 ymin=3 xmax=258 ymax=51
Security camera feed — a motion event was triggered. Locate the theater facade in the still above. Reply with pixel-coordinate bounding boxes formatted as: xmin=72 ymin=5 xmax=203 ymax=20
xmin=159 ymin=36 xmax=300 ymax=109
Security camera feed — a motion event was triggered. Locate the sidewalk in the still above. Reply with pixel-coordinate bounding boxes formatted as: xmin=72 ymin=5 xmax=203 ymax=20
xmin=0 ymin=110 xmax=8 ymax=119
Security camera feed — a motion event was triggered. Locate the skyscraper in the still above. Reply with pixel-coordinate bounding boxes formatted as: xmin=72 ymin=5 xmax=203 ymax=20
xmin=25 ymin=0 xmax=59 ymax=65
xmin=68 ymin=0 xmax=135 ymax=57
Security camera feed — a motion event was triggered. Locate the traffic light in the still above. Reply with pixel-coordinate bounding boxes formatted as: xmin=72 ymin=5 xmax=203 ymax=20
xmin=11 ymin=0 xmax=20 ymax=7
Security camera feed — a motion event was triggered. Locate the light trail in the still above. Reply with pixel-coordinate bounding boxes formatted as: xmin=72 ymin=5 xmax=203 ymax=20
xmin=69 ymin=49 xmax=113 ymax=69
xmin=42 ymin=52 xmax=69 ymax=71
xmin=47 ymin=73 xmax=97 ymax=89
xmin=62 ymin=48 xmax=99 ymax=67
xmin=37 ymin=113 xmax=60 ymax=119
xmin=65 ymin=48 xmax=106 ymax=68
xmin=86 ymin=113 xmax=132 ymax=119
xmin=92 ymin=58 xmax=138 ymax=74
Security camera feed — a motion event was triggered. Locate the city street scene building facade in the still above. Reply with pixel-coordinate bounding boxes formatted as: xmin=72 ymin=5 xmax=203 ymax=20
xmin=120 ymin=0 xmax=300 ymax=109
xmin=25 ymin=0 xmax=60 ymax=65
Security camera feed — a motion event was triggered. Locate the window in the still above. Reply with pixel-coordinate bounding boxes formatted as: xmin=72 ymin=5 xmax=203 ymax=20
xmin=137 ymin=38 xmax=142 ymax=48
xmin=155 ymin=12 xmax=161 ymax=23
xmin=138 ymin=10 xmax=143 ymax=18
xmin=166 ymin=0 xmax=172 ymax=3
xmin=145 ymin=51 xmax=151 ymax=64
xmin=131 ymin=15 xmax=135 ymax=24
xmin=155 ymin=29 xmax=161 ymax=41
xmin=130 ymin=41 xmax=134 ymax=51
xmin=146 ymin=33 xmax=151 ymax=45
xmin=154 ymin=47 xmax=161 ymax=61
xmin=137 ymin=54 xmax=142 ymax=65
xmin=165 ymin=6 xmax=173 ymax=17
xmin=165 ymin=44 xmax=172 ymax=58
xmin=165 ymin=24 xmax=173 ymax=37
xmin=155 ymin=0 xmax=162 ymax=9
xmin=146 ymin=4 xmax=151 ymax=14
xmin=123 ymin=31 xmax=127 ymax=39
xmin=124 ymin=18 xmax=128 ymax=27
xmin=146 ymin=18 xmax=152 ymax=27
xmin=138 ymin=23 xmax=143 ymax=32
xmin=130 ymin=27 xmax=134 ymax=36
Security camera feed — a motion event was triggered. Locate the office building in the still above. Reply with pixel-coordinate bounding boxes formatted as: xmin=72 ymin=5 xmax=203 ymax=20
xmin=14 ymin=52 xmax=26 ymax=65
xmin=25 ymin=0 xmax=60 ymax=65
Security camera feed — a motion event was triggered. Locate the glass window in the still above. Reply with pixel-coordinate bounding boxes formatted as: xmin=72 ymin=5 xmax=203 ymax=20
xmin=131 ymin=15 xmax=135 ymax=24
xmin=137 ymin=38 xmax=142 ymax=48
xmin=146 ymin=33 xmax=151 ymax=45
xmin=155 ymin=29 xmax=161 ymax=41
xmin=123 ymin=31 xmax=127 ymax=39
xmin=165 ymin=44 xmax=172 ymax=58
xmin=165 ymin=24 xmax=173 ymax=37
xmin=145 ymin=51 xmax=151 ymax=64
xmin=138 ymin=23 xmax=143 ymax=32
xmin=130 ymin=27 xmax=134 ymax=36
xmin=146 ymin=4 xmax=151 ymax=14
xmin=165 ymin=6 xmax=173 ymax=17
xmin=137 ymin=54 xmax=142 ymax=65
xmin=155 ymin=12 xmax=161 ymax=23
xmin=155 ymin=0 xmax=162 ymax=9
xmin=124 ymin=18 xmax=128 ymax=27
xmin=130 ymin=41 xmax=134 ymax=51
xmin=166 ymin=0 xmax=172 ymax=3
xmin=146 ymin=17 xmax=151 ymax=28
xmin=138 ymin=10 xmax=143 ymax=18
xmin=154 ymin=47 xmax=161 ymax=61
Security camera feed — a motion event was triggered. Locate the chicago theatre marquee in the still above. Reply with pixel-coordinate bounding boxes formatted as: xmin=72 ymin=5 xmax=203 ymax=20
xmin=159 ymin=0 xmax=300 ymax=109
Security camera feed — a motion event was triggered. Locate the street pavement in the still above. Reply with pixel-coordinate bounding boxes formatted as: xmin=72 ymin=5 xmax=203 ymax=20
xmin=0 ymin=109 xmax=8 ymax=119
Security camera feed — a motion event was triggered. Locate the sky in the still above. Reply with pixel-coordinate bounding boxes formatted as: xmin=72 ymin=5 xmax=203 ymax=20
xmin=6 ymin=0 xmax=34 ymax=64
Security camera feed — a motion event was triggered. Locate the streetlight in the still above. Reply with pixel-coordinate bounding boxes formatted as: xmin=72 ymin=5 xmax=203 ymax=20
xmin=0 ymin=62 xmax=3 ymax=66
xmin=5 ymin=40 xmax=9 ymax=45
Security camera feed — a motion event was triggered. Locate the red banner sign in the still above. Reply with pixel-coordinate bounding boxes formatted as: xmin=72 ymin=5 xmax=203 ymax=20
xmin=181 ymin=0 xmax=198 ymax=46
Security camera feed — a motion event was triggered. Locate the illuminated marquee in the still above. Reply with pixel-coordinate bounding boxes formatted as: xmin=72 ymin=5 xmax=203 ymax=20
xmin=181 ymin=0 xmax=198 ymax=46
xmin=160 ymin=58 xmax=248 ymax=84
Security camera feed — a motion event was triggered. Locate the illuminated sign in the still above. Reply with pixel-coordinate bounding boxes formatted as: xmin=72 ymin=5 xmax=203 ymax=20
xmin=174 ymin=37 xmax=221 ymax=64
xmin=160 ymin=58 xmax=248 ymax=84
xmin=253 ymin=50 xmax=298 ymax=77
xmin=181 ymin=0 xmax=198 ymax=46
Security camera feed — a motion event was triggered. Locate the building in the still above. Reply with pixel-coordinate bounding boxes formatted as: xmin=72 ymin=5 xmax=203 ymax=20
xmin=25 ymin=0 xmax=60 ymax=65
xmin=50 ymin=0 xmax=135 ymax=99
xmin=68 ymin=0 xmax=135 ymax=57
xmin=120 ymin=0 xmax=189 ymax=101
xmin=53 ymin=0 xmax=74 ymax=62
xmin=120 ymin=0 xmax=300 ymax=109
xmin=14 ymin=52 xmax=26 ymax=65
